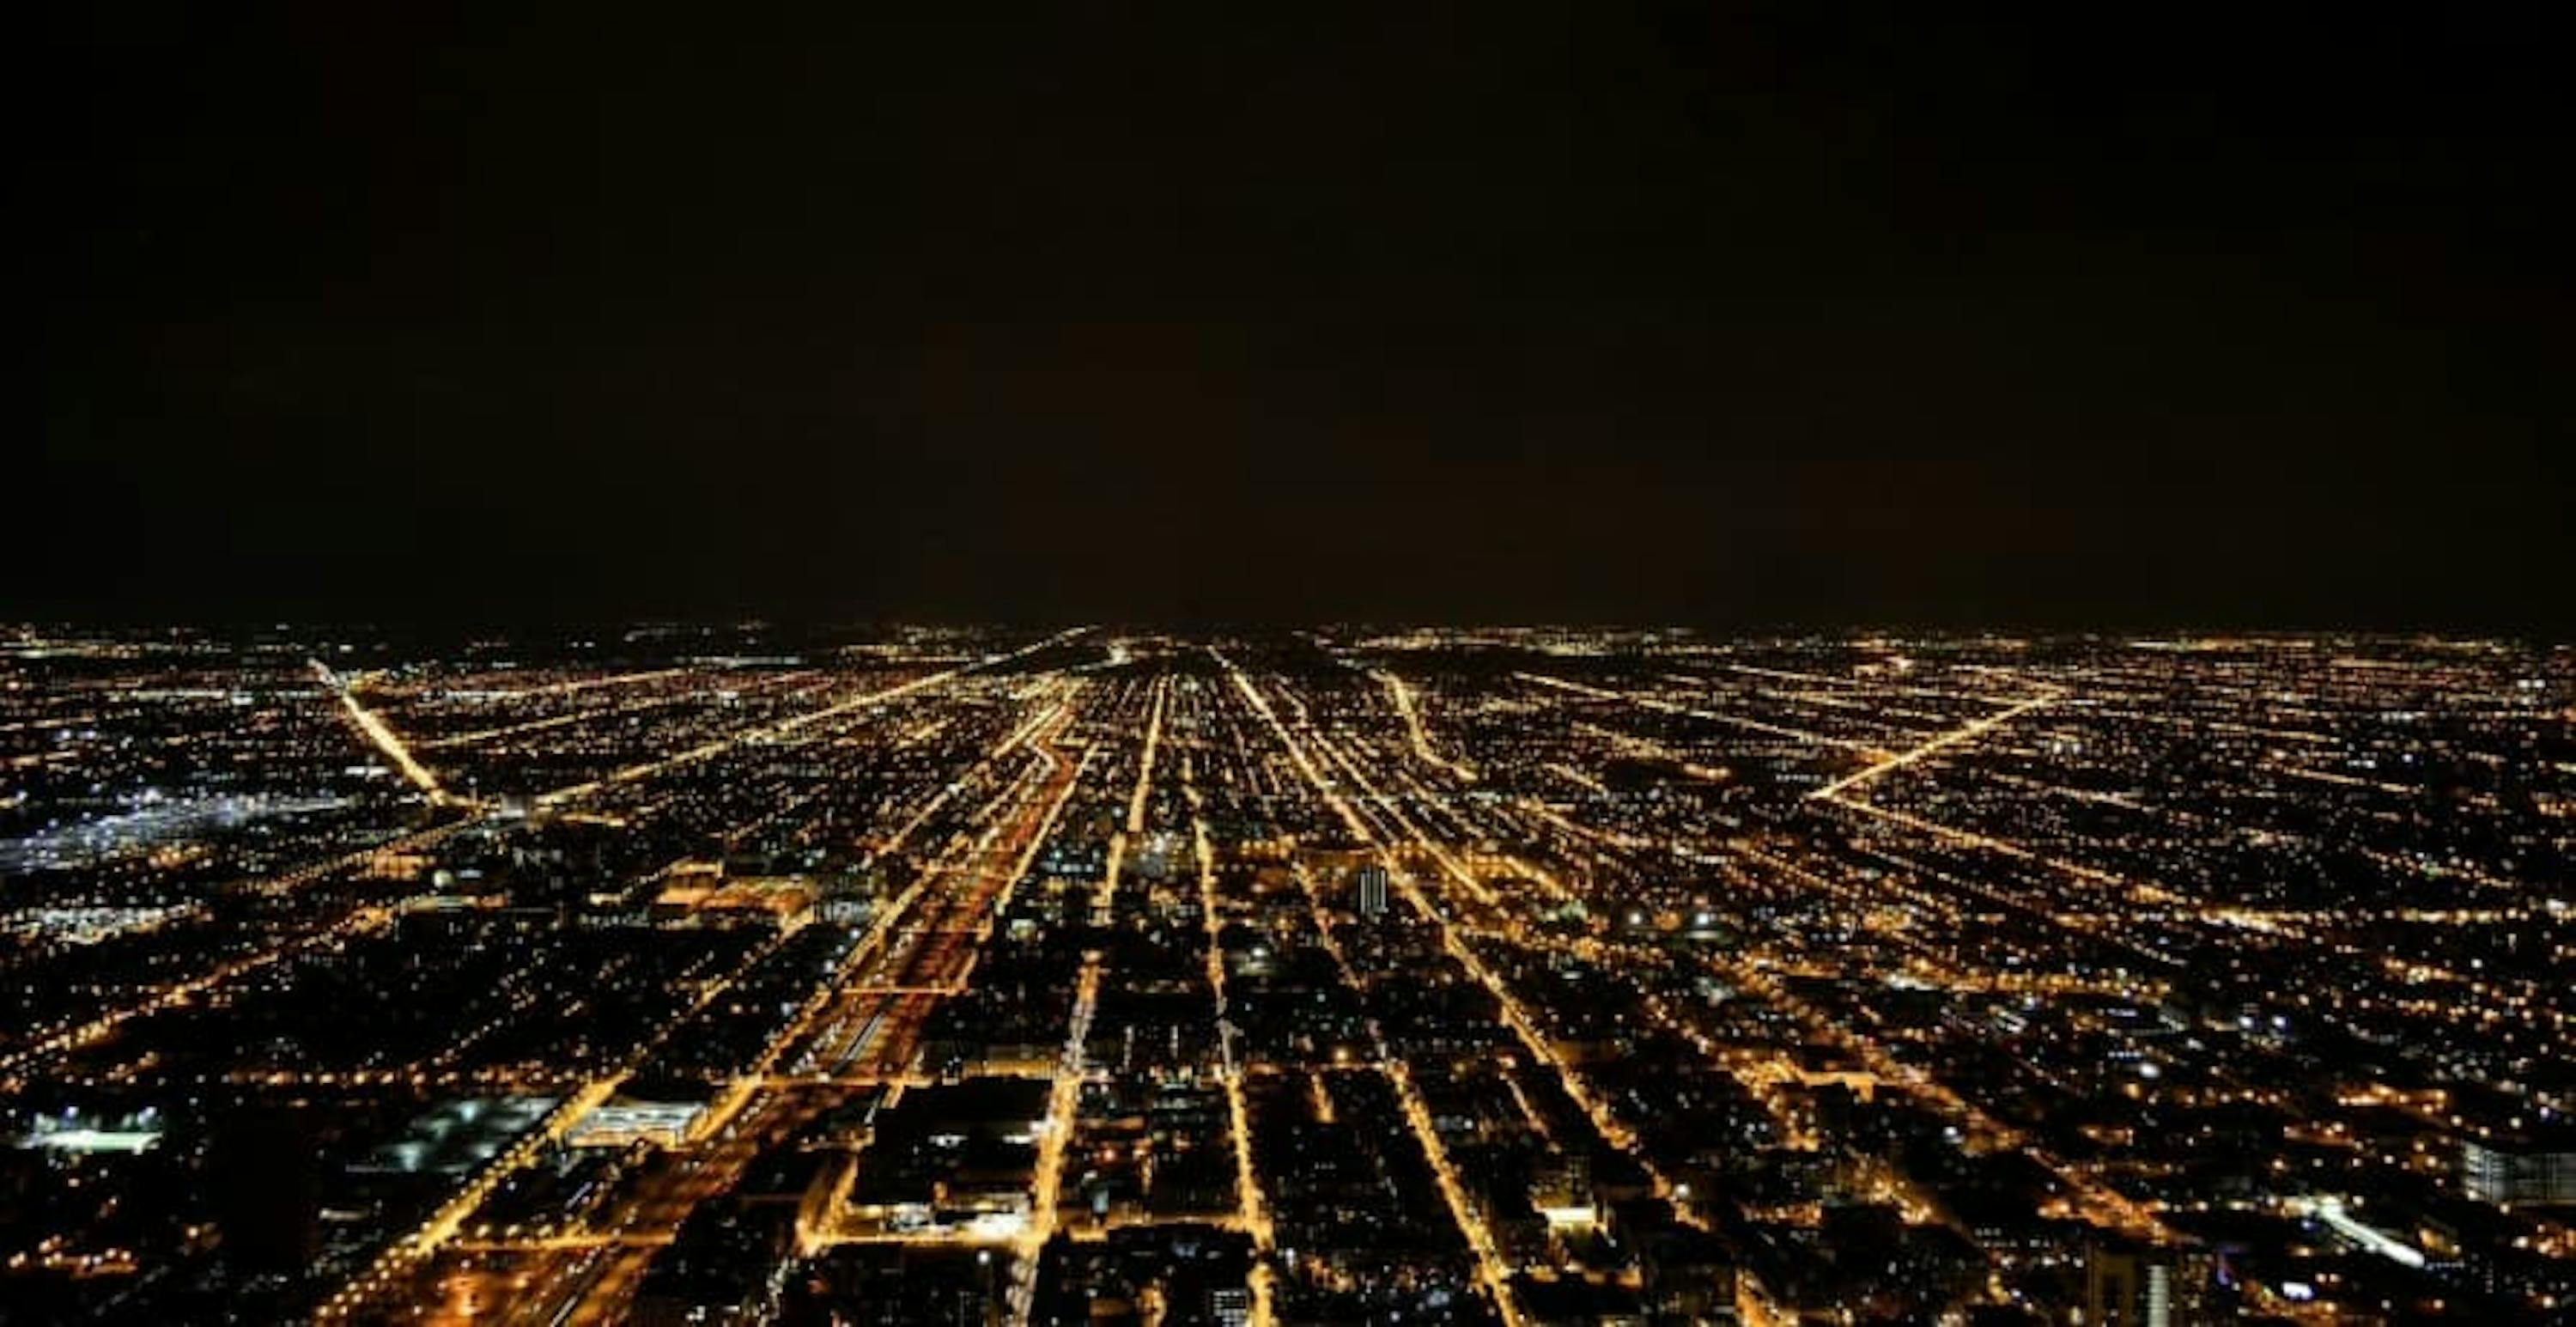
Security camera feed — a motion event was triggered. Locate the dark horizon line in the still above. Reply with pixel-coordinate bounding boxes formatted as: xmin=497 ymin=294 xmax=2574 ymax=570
xmin=8 ymin=613 xmax=2570 ymax=645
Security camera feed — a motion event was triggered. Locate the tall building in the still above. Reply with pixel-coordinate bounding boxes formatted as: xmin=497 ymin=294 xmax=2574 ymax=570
xmin=2085 ymin=1244 xmax=2181 ymax=1327
xmin=1205 ymin=1285 xmax=1252 ymax=1327
xmin=1352 ymin=863 xmax=1389 ymax=917
xmin=1529 ymin=1149 xmax=1594 ymax=1220
xmin=2464 ymin=1136 xmax=2576 ymax=1206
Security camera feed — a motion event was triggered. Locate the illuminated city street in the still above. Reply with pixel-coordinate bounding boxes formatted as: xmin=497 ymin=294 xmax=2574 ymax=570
xmin=0 ymin=625 xmax=2567 ymax=1323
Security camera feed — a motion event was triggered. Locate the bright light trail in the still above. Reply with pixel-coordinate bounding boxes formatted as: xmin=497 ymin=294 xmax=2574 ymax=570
xmin=1807 ymin=691 xmax=2060 ymax=800
xmin=314 ymin=660 xmax=453 ymax=803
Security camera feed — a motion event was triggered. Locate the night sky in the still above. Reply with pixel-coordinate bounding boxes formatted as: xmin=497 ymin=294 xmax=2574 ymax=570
xmin=29 ymin=4 xmax=2573 ymax=630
